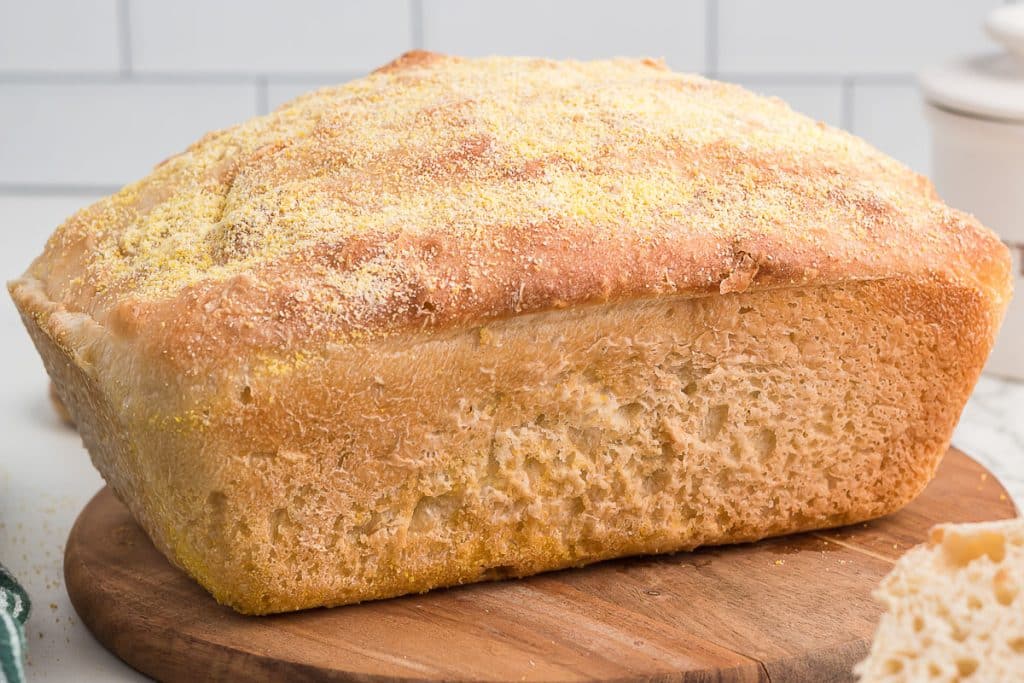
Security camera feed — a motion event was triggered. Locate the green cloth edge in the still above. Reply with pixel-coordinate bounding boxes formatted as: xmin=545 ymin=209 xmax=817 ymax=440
xmin=0 ymin=563 xmax=29 ymax=683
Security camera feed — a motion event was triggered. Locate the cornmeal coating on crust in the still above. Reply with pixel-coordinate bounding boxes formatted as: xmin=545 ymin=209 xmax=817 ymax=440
xmin=10 ymin=52 xmax=1012 ymax=614
xmin=24 ymin=51 xmax=1008 ymax=368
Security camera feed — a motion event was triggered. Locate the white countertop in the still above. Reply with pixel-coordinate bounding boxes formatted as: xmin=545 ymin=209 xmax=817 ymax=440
xmin=0 ymin=195 xmax=1022 ymax=682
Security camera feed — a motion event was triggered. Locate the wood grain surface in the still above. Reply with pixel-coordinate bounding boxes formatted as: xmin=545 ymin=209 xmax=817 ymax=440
xmin=64 ymin=447 xmax=1017 ymax=683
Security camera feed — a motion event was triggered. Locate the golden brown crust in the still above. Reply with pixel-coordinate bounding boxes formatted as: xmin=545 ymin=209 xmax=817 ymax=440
xmin=7 ymin=52 xmax=1013 ymax=615
xmin=16 ymin=52 xmax=1011 ymax=372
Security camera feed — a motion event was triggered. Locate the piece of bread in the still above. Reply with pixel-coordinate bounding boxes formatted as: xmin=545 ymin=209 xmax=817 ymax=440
xmin=9 ymin=52 xmax=1011 ymax=614
xmin=856 ymin=519 xmax=1024 ymax=682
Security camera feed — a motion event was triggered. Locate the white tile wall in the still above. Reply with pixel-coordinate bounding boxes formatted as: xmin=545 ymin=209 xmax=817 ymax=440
xmin=725 ymin=78 xmax=844 ymax=127
xmin=0 ymin=1 xmax=122 ymax=73
xmin=422 ymin=0 xmax=706 ymax=71
xmin=0 ymin=0 xmax=1012 ymax=197
xmin=0 ymin=82 xmax=257 ymax=186
xmin=130 ymin=0 xmax=413 ymax=74
xmin=716 ymin=0 xmax=1001 ymax=75
xmin=850 ymin=81 xmax=931 ymax=174
xmin=266 ymin=78 xmax=353 ymax=112
xmin=0 ymin=194 xmax=106 ymax=273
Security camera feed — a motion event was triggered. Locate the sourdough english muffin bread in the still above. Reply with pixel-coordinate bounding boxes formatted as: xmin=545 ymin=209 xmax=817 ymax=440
xmin=10 ymin=52 xmax=1011 ymax=614
xmin=856 ymin=519 xmax=1024 ymax=682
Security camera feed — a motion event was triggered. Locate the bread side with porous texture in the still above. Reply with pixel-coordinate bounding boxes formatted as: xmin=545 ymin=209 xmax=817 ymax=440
xmin=14 ymin=274 xmax=1003 ymax=614
xmin=9 ymin=52 xmax=1012 ymax=613
xmin=856 ymin=519 xmax=1024 ymax=683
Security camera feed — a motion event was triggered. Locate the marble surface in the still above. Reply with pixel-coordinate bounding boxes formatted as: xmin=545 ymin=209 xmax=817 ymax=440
xmin=952 ymin=374 xmax=1024 ymax=506
xmin=0 ymin=195 xmax=1021 ymax=681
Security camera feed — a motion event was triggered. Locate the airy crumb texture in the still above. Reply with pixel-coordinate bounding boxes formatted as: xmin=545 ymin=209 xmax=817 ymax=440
xmin=856 ymin=519 xmax=1024 ymax=683
xmin=7 ymin=53 xmax=1012 ymax=614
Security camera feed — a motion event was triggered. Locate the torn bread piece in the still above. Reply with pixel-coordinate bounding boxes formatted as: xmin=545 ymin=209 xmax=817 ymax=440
xmin=857 ymin=518 xmax=1024 ymax=682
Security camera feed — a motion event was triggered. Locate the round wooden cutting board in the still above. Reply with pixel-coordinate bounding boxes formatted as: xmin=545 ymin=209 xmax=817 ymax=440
xmin=65 ymin=447 xmax=1016 ymax=683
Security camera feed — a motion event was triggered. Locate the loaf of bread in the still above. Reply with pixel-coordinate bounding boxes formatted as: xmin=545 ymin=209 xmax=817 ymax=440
xmin=10 ymin=52 xmax=1011 ymax=614
xmin=856 ymin=519 xmax=1024 ymax=682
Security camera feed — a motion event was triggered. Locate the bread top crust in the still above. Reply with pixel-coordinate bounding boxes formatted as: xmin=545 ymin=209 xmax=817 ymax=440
xmin=13 ymin=51 xmax=1011 ymax=368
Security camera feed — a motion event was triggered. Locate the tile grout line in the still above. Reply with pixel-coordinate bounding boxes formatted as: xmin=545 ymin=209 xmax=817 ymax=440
xmin=717 ymin=72 xmax=915 ymax=86
xmin=0 ymin=71 xmax=369 ymax=84
xmin=260 ymin=71 xmax=366 ymax=84
xmin=117 ymin=0 xmax=133 ymax=76
xmin=704 ymin=0 xmax=718 ymax=77
xmin=0 ymin=71 xmax=917 ymax=86
xmin=410 ymin=0 xmax=425 ymax=50
xmin=841 ymin=77 xmax=855 ymax=132
xmin=0 ymin=184 xmax=121 ymax=197
xmin=255 ymin=77 xmax=269 ymax=115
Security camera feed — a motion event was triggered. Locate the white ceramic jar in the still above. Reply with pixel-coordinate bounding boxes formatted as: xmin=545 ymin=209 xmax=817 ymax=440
xmin=921 ymin=5 xmax=1024 ymax=380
